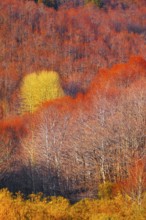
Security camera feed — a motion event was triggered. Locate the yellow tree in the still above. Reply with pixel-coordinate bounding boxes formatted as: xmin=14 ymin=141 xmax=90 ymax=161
xmin=20 ymin=71 xmax=64 ymax=113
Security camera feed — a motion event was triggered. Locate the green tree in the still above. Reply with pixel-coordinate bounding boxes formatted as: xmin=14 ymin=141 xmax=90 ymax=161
xmin=85 ymin=0 xmax=103 ymax=7
xmin=20 ymin=71 xmax=64 ymax=113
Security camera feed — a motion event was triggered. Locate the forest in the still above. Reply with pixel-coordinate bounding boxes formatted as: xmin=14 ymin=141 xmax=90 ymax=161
xmin=0 ymin=0 xmax=146 ymax=219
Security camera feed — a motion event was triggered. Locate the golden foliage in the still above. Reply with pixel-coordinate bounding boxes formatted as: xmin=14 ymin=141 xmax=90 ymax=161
xmin=20 ymin=71 xmax=64 ymax=113
xmin=0 ymin=188 xmax=146 ymax=220
xmin=98 ymin=181 xmax=114 ymax=200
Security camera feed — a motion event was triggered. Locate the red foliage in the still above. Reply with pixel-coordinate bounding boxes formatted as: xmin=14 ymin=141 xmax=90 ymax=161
xmin=88 ymin=56 xmax=146 ymax=96
xmin=117 ymin=158 xmax=146 ymax=203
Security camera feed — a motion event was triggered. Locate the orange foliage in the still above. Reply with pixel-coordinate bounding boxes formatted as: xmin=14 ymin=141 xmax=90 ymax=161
xmin=0 ymin=116 xmax=27 ymax=137
xmin=88 ymin=56 xmax=146 ymax=99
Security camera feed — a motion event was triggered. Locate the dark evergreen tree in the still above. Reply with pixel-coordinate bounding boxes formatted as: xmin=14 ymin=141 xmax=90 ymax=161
xmin=35 ymin=0 xmax=60 ymax=9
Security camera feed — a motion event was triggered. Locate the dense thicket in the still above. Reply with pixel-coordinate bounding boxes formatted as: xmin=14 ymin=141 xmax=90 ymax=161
xmin=0 ymin=0 xmax=146 ymax=204
xmin=0 ymin=0 xmax=146 ymax=117
xmin=0 ymin=188 xmax=146 ymax=220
